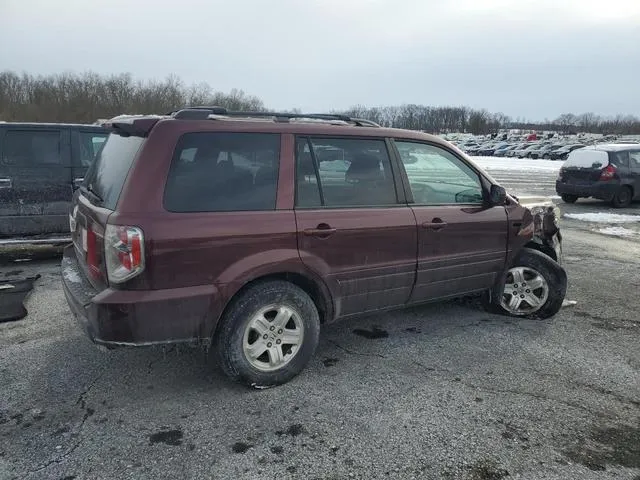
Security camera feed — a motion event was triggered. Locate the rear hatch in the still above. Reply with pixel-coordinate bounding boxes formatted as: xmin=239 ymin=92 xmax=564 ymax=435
xmin=70 ymin=127 xmax=148 ymax=290
xmin=558 ymin=148 xmax=609 ymax=184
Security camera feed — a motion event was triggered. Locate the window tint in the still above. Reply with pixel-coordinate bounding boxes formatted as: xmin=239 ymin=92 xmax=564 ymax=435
xmin=610 ymin=151 xmax=629 ymax=168
xmin=295 ymin=137 xmax=397 ymax=208
xmin=396 ymin=142 xmax=484 ymax=205
xmin=164 ymin=132 xmax=280 ymax=212
xmin=2 ymin=130 xmax=61 ymax=166
xmin=629 ymin=152 xmax=640 ymax=171
xmin=78 ymin=132 xmax=108 ymax=167
xmin=84 ymin=133 xmax=145 ymax=209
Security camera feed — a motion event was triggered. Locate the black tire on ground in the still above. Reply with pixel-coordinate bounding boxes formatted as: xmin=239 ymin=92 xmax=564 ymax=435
xmin=611 ymin=186 xmax=632 ymax=208
xmin=215 ymin=280 xmax=320 ymax=388
xmin=561 ymin=194 xmax=578 ymax=204
xmin=483 ymin=248 xmax=567 ymax=320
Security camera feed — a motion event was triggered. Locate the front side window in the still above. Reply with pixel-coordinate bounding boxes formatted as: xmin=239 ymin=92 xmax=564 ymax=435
xmin=164 ymin=132 xmax=280 ymax=212
xmin=78 ymin=132 xmax=108 ymax=167
xmin=2 ymin=130 xmax=61 ymax=166
xmin=295 ymin=137 xmax=397 ymax=208
xmin=395 ymin=141 xmax=484 ymax=205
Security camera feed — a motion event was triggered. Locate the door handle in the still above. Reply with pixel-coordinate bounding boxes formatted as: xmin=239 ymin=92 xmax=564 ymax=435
xmin=303 ymin=223 xmax=337 ymax=238
xmin=0 ymin=178 xmax=12 ymax=189
xmin=422 ymin=218 xmax=447 ymax=231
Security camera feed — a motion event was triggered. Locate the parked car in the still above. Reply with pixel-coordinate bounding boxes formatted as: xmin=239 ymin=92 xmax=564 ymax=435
xmin=533 ymin=144 xmax=565 ymax=159
xmin=62 ymin=108 xmax=567 ymax=388
xmin=494 ymin=144 xmax=518 ymax=157
xmin=549 ymin=144 xmax=585 ymax=160
xmin=0 ymin=122 xmax=108 ymax=239
xmin=556 ymin=144 xmax=640 ymax=207
xmin=477 ymin=142 xmax=509 ymax=156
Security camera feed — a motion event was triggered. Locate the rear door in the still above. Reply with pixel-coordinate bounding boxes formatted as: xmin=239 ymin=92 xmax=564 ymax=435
xmin=392 ymin=140 xmax=508 ymax=302
xmin=0 ymin=126 xmax=71 ymax=237
xmin=70 ymin=128 xmax=108 ymax=191
xmin=294 ymin=136 xmax=417 ymax=317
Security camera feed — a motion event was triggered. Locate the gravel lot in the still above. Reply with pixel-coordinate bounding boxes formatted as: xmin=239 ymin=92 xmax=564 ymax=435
xmin=1 ymin=167 xmax=639 ymax=480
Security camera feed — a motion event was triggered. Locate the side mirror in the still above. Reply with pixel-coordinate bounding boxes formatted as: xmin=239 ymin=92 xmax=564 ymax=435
xmin=489 ymin=184 xmax=507 ymax=206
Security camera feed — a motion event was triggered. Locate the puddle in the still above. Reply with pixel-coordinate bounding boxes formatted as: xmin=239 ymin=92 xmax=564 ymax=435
xmin=0 ymin=275 xmax=40 ymax=323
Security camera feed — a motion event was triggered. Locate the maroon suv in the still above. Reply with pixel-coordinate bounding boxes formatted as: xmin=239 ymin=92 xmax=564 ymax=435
xmin=62 ymin=108 xmax=566 ymax=387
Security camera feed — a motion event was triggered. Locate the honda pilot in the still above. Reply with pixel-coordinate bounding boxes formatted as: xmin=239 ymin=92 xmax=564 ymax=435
xmin=62 ymin=108 xmax=567 ymax=388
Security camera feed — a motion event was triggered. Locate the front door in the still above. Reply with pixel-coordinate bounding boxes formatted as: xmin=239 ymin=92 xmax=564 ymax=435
xmin=294 ymin=136 xmax=417 ymax=318
xmin=0 ymin=127 xmax=71 ymax=237
xmin=392 ymin=140 xmax=508 ymax=303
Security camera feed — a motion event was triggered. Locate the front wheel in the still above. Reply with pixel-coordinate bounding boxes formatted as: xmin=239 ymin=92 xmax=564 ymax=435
xmin=561 ymin=194 xmax=578 ymax=204
xmin=215 ymin=280 xmax=320 ymax=388
xmin=485 ymin=249 xmax=567 ymax=319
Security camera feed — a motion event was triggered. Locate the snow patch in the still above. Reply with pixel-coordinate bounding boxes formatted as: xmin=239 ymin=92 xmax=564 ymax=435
xmin=63 ymin=266 xmax=82 ymax=284
xmin=597 ymin=226 xmax=637 ymax=237
xmin=564 ymin=212 xmax=640 ymax=223
xmin=472 ymin=156 xmax=561 ymax=173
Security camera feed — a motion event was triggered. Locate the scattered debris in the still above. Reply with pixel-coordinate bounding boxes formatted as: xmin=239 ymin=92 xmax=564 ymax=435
xmin=0 ymin=275 xmax=40 ymax=323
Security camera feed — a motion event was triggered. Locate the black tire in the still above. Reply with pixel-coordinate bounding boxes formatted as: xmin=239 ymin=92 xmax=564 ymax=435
xmin=215 ymin=280 xmax=320 ymax=388
xmin=611 ymin=186 xmax=632 ymax=208
xmin=484 ymin=248 xmax=567 ymax=320
xmin=561 ymin=194 xmax=578 ymax=204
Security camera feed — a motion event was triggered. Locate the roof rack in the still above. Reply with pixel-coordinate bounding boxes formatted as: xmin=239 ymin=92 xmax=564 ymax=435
xmin=168 ymin=106 xmax=381 ymax=127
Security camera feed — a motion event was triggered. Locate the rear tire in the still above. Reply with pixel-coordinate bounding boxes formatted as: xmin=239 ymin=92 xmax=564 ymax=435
xmin=611 ymin=186 xmax=632 ymax=208
xmin=215 ymin=280 xmax=320 ymax=388
xmin=484 ymin=248 xmax=567 ymax=320
xmin=561 ymin=194 xmax=578 ymax=204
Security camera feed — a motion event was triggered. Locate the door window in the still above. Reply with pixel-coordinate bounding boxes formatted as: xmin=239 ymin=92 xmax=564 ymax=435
xmin=629 ymin=152 xmax=640 ymax=172
xmin=164 ymin=132 xmax=280 ymax=212
xmin=395 ymin=141 xmax=484 ymax=205
xmin=295 ymin=137 xmax=398 ymax=208
xmin=2 ymin=130 xmax=61 ymax=166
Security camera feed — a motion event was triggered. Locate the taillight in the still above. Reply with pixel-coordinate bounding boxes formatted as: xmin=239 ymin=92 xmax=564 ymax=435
xmin=599 ymin=164 xmax=616 ymax=181
xmin=105 ymin=225 xmax=145 ymax=284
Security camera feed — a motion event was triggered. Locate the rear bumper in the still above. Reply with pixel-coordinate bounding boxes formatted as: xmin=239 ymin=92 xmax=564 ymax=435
xmin=555 ymin=181 xmax=618 ymax=200
xmin=61 ymin=246 xmax=219 ymax=346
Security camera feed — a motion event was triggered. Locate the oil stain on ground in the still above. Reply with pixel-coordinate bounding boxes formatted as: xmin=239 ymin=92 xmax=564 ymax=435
xmin=276 ymin=424 xmax=304 ymax=437
xmin=466 ymin=458 xmax=510 ymax=479
xmin=149 ymin=428 xmax=183 ymax=446
xmin=352 ymin=326 xmax=388 ymax=339
xmin=563 ymin=423 xmax=640 ymax=471
xmin=322 ymin=358 xmax=339 ymax=367
xmin=231 ymin=441 xmax=253 ymax=453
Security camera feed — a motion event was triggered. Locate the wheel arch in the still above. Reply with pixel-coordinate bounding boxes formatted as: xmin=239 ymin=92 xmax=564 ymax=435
xmin=210 ymin=271 xmax=335 ymax=339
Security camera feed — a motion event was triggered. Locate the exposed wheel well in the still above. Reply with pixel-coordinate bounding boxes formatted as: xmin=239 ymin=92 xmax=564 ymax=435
xmin=524 ymin=242 xmax=557 ymax=262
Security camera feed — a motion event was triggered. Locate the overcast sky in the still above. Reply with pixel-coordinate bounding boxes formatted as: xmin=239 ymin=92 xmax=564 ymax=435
xmin=2 ymin=0 xmax=639 ymax=120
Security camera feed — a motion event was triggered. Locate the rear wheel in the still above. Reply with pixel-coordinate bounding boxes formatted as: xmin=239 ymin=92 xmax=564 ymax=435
xmin=611 ymin=186 xmax=632 ymax=208
xmin=485 ymin=249 xmax=567 ymax=319
xmin=561 ymin=194 xmax=578 ymax=204
xmin=215 ymin=280 xmax=320 ymax=388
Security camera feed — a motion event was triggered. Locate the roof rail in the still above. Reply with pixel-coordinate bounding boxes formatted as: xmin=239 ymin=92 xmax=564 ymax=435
xmin=169 ymin=107 xmax=380 ymax=127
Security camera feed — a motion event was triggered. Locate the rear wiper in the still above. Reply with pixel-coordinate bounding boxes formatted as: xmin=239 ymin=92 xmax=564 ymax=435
xmin=80 ymin=184 xmax=103 ymax=205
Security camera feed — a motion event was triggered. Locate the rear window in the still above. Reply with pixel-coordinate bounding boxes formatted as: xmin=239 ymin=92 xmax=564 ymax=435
xmin=84 ymin=133 xmax=144 ymax=209
xmin=163 ymin=132 xmax=280 ymax=212
xmin=563 ymin=148 xmax=609 ymax=169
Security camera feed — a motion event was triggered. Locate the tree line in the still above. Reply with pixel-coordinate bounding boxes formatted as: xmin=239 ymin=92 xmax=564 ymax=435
xmin=1 ymin=70 xmax=639 ymax=135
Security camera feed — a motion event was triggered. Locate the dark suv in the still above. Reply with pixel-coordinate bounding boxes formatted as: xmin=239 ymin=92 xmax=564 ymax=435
xmin=556 ymin=144 xmax=640 ymax=207
xmin=0 ymin=122 xmax=108 ymax=239
xmin=62 ymin=108 xmax=566 ymax=387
